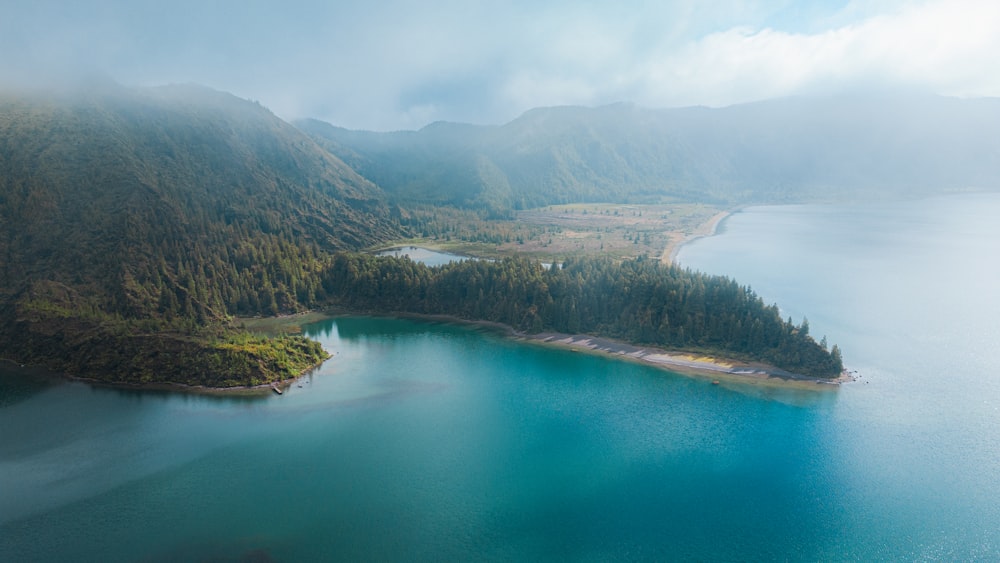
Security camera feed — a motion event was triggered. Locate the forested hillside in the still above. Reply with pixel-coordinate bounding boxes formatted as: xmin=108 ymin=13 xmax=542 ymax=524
xmin=0 ymin=82 xmax=398 ymax=319
xmin=0 ymin=83 xmax=400 ymax=386
xmin=299 ymin=94 xmax=1000 ymax=213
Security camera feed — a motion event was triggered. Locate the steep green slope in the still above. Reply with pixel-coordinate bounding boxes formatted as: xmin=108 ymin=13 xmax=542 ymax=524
xmin=298 ymin=94 xmax=1000 ymax=211
xmin=0 ymin=83 xmax=400 ymax=386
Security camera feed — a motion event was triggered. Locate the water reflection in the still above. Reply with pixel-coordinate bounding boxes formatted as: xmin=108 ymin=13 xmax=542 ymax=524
xmin=376 ymin=246 xmax=468 ymax=267
xmin=0 ymin=363 xmax=61 ymax=408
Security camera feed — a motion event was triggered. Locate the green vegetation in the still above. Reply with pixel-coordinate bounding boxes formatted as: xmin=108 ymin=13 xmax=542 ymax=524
xmin=0 ymin=84 xmax=394 ymax=387
xmin=2 ymin=280 xmax=328 ymax=388
xmin=391 ymin=202 xmax=723 ymax=261
xmin=322 ymin=253 xmax=843 ymax=378
xmin=1 ymin=82 xmax=857 ymax=387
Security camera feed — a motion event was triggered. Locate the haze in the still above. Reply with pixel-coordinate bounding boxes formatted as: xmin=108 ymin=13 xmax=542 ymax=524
xmin=2 ymin=0 xmax=999 ymax=131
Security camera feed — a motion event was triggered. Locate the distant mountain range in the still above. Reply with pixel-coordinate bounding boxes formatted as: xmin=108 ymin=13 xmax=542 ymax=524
xmin=298 ymin=94 xmax=1000 ymax=213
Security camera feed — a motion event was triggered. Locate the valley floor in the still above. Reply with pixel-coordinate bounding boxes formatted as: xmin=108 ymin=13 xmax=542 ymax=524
xmin=382 ymin=202 xmax=729 ymax=262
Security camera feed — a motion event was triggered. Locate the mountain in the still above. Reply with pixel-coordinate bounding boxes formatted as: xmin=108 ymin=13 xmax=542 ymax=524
xmin=0 ymin=82 xmax=400 ymax=386
xmin=1 ymin=82 xmax=398 ymax=315
xmin=0 ymin=82 xmax=852 ymax=385
xmin=298 ymin=94 xmax=1000 ymax=212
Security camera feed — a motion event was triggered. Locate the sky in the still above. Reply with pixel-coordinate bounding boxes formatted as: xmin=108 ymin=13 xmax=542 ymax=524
xmin=2 ymin=0 xmax=999 ymax=130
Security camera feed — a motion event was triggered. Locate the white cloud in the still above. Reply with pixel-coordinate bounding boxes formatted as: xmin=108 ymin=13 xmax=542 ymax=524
xmin=622 ymin=0 xmax=1000 ymax=108
xmin=3 ymin=0 xmax=999 ymax=129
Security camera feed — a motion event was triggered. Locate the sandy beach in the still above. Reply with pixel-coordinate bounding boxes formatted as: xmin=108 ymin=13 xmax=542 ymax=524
xmin=518 ymin=332 xmax=852 ymax=388
xmin=660 ymin=210 xmax=732 ymax=264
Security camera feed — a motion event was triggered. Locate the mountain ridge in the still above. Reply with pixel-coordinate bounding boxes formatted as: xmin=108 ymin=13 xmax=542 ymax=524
xmin=297 ymin=93 xmax=1000 ymax=212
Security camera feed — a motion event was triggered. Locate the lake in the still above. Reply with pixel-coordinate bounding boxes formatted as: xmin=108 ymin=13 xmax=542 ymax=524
xmin=377 ymin=246 xmax=467 ymax=267
xmin=2 ymin=193 xmax=999 ymax=560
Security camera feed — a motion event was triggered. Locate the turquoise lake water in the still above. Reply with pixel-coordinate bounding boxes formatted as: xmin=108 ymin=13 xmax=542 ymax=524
xmin=2 ymin=193 xmax=999 ymax=560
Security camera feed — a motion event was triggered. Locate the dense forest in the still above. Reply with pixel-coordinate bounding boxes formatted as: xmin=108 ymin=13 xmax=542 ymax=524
xmin=1 ymin=81 xmax=847 ymax=386
xmin=0 ymin=82 xmax=398 ymax=317
xmin=4 ymin=281 xmax=328 ymax=387
xmin=322 ymin=253 xmax=843 ymax=378
xmin=0 ymin=83 xmax=395 ymax=386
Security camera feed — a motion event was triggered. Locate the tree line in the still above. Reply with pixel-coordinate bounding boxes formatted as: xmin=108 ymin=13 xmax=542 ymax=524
xmin=320 ymin=253 xmax=843 ymax=378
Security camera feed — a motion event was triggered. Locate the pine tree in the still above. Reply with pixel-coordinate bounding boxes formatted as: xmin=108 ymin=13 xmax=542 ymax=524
xmin=831 ymin=344 xmax=844 ymax=372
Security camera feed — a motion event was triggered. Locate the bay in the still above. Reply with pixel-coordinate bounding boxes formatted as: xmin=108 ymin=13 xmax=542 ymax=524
xmin=2 ymin=193 xmax=999 ymax=560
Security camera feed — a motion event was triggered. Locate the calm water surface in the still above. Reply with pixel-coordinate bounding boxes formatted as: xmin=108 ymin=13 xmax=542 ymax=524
xmin=2 ymin=193 xmax=999 ymax=561
xmin=377 ymin=246 xmax=466 ymax=267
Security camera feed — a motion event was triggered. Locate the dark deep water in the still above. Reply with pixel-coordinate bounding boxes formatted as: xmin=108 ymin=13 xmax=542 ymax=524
xmin=2 ymin=193 xmax=999 ymax=561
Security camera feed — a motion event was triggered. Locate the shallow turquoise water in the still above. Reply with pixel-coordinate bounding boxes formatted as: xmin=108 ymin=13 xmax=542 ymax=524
xmin=2 ymin=193 xmax=999 ymax=560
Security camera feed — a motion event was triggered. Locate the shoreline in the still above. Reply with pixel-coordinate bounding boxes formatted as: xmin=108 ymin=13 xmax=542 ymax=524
xmin=63 ymin=361 xmax=328 ymax=396
xmin=332 ymin=312 xmax=852 ymax=389
xmin=661 ymin=209 xmax=733 ymax=264
xmin=59 ymin=348 xmax=331 ymax=396
xmin=1 ymin=311 xmax=334 ymax=396
xmin=4 ymin=311 xmax=849 ymax=396
xmin=515 ymin=331 xmax=853 ymax=388
xmin=14 ymin=355 xmax=332 ymax=397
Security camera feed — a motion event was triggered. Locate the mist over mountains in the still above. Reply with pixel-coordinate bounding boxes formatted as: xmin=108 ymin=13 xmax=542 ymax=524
xmin=0 ymin=82 xmax=397 ymax=311
xmin=0 ymin=82 xmax=403 ymax=385
xmin=298 ymin=93 xmax=1000 ymax=213
xmin=0 ymin=81 xmax=996 ymax=383
xmin=4 ymin=81 xmax=999 ymax=316
xmin=3 ymin=82 xmax=998 ymax=310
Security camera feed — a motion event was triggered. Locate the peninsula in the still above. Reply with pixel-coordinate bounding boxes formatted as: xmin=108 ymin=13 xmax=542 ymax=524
xmin=322 ymin=252 xmax=844 ymax=379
